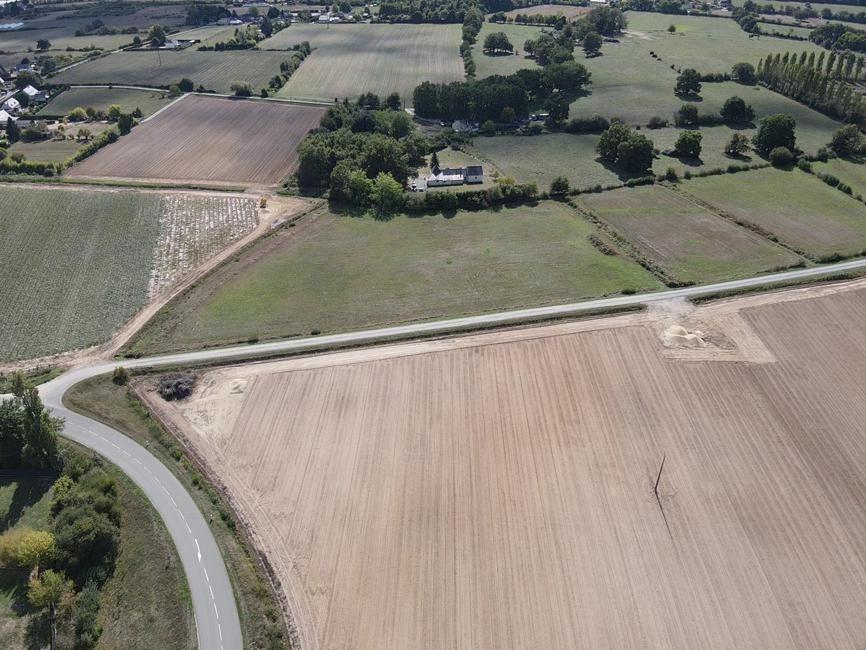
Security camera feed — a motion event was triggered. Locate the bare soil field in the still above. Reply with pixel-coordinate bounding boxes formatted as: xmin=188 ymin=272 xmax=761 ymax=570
xmin=150 ymin=279 xmax=866 ymax=650
xmin=504 ymin=3 xmax=591 ymax=17
xmin=68 ymin=95 xmax=326 ymax=187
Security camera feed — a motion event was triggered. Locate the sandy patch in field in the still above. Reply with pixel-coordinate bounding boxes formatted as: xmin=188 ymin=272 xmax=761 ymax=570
xmin=147 ymin=278 xmax=866 ymax=650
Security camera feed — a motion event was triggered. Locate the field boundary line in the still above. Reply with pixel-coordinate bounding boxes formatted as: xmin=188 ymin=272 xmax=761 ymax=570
xmin=142 ymin=92 xmax=190 ymax=123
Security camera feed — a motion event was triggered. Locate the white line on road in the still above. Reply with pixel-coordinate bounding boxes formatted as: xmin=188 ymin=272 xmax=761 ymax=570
xmin=195 ymin=538 xmax=202 ymax=562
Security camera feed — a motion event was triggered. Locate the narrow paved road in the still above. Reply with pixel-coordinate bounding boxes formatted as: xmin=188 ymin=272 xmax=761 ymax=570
xmin=26 ymin=256 xmax=866 ymax=649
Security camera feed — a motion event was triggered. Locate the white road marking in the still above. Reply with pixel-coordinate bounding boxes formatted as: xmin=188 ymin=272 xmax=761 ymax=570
xmin=209 ymin=585 xmax=215 ymax=600
xmin=195 ymin=538 xmax=202 ymax=562
xmin=204 ymin=568 xmax=210 ymax=583
xmin=213 ymin=602 xmax=220 ymax=620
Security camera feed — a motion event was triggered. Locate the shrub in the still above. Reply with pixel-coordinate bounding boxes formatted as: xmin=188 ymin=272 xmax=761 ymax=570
xmin=550 ymin=176 xmax=569 ymax=195
xmin=646 ymin=116 xmax=667 ymax=129
xmin=564 ymin=115 xmax=609 ymax=134
xmin=158 ymin=373 xmax=196 ymax=401
xmin=664 ymin=166 xmax=678 ymax=181
xmin=769 ymin=146 xmax=794 ymax=167
xmin=111 ymin=367 xmax=129 ymax=386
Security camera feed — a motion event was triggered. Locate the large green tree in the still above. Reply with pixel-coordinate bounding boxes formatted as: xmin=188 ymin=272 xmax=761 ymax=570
xmin=753 ymin=113 xmax=796 ymax=155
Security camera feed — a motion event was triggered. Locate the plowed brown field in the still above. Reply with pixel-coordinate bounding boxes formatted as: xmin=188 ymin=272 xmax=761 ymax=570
xmin=150 ymin=281 xmax=866 ymax=650
xmin=68 ymin=95 xmax=326 ymax=187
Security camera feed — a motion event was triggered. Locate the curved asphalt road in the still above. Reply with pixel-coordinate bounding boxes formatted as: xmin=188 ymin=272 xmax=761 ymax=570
xmin=22 ymin=256 xmax=866 ymax=649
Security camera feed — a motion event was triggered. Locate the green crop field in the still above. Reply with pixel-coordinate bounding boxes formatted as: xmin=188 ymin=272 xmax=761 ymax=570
xmin=731 ymin=0 xmax=864 ymax=11
xmin=38 ymin=86 xmax=174 ymax=117
xmin=9 ymin=122 xmax=112 ymax=163
xmin=52 ymin=50 xmax=294 ymax=94
xmin=682 ymin=167 xmax=866 ymax=260
xmin=576 ymin=185 xmax=802 ymax=283
xmin=0 ymin=186 xmax=160 ymax=361
xmin=267 ymin=24 xmax=464 ymax=103
xmin=473 ymin=22 xmax=543 ymax=79
xmin=125 ymin=202 xmax=661 ymax=355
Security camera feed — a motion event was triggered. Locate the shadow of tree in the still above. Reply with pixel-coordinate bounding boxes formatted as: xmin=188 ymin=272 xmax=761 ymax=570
xmin=0 ymin=478 xmax=52 ymax=530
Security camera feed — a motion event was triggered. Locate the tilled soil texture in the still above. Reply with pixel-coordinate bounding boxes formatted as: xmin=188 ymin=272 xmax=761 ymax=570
xmin=69 ymin=95 xmax=326 ymax=187
xmin=151 ymin=280 xmax=866 ymax=650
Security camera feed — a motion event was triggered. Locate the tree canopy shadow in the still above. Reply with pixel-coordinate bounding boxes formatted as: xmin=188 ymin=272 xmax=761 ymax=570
xmin=0 ymin=477 xmax=52 ymax=530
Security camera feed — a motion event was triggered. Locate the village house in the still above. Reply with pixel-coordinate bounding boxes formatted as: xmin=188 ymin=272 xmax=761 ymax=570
xmin=22 ymin=84 xmax=46 ymax=103
xmin=2 ymin=96 xmax=20 ymax=113
xmin=0 ymin=108 xmax=15 ymax=126
xmin=425 ymin=165 xmax=485 ymax=187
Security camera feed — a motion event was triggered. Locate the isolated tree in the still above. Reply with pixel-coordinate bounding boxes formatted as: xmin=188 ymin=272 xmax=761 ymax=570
xmin=430 ymin=150 xmax=440 ymax=171
xmin=616 ymin=133 xmax=654 ymax=172
xmin=483 ymin=31 xmax=513 ymax=54
xmin=0 ymin=528 xmax=55 ymax=569
xmin=76 ymin=127 xmax=91 ymax=141
xmin=230 ymin=81 xmax=252 ymax=97
xmin=67 ymin=107 xmax=87 ymax=122
xmin=674 ymin=68 xmax=701 ymax=96
xmin=106 ymin=104 xmax=122 ymax=122
xmin=117 ymin=113 xmax=134 ymax=135
xmin=667 ymin=24 xmax=676 ymax=33
xmin=29 ymin=569 xmax=73 ymax=650
xmin=583 ymin=31 xmax=602 ymax=57
xmin=597 ymin=122 xmax=632 ymax=163
xmin=385 ymin=92 xmax=401 ymax=110
xmin=675 ymin=103 xmax=699 ymax=126
xmin=550 ymin=175 xmax=570 ymax=195
xmin=753 ymin=113 xmax=796 ymax=155
xmin=178 ymin=77 xmax=194 ymax=92
xmin=5 ymin=117 xmax=20 ymax=144
xmin=720 ymin=96 xmax=755 ymax=124
xmin=830 ymin=124 xmax=863 ymax=155
xmin=725 ymin=132 xmax=750 ymax=156
xmin=36 ymin=39 xmax=51 ymax=51
xmin=673 ymin=130 xmax=702 ymax=158
xmin=769 ymin=146 xmax=794 ymax=167
xmin=147 ymin=24 xmax=167 ymax=47
xmin=111 ymin=367 xmax=129 ymax=386
xmin=731 ymin=62 xmax=757 ymax=85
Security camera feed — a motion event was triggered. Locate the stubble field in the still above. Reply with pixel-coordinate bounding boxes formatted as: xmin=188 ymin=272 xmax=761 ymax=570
xmin=268 ymin=24 xmax=464 ymax=103
xmin=68 ymin=95 xmax=326 ymax=186
xmin=38 ymin=86 xmax=174 ymax=118
xmin=153 ymin=280 xmax=866 ymax=650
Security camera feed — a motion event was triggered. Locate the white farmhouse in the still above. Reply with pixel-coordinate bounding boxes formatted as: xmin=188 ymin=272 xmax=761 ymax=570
xmin=0 ymin=109 xmax=15 ymax=126
xmin=426 ymin=167 xmax=466 ymax=187
xmin=22 ymin=84 xmax=47 ymax=102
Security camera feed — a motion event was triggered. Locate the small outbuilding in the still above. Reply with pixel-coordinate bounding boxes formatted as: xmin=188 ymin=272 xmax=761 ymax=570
xmin=465 ymin=165 xmax=484 ymax=184
xmin=2 ymin=96 xmax=20 ymax=113
xmin=0 ymin=109 xmax=15 ymax=126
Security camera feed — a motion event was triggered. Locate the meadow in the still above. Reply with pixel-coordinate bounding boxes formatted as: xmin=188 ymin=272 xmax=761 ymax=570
xmin=682 ymin=167 xmax=866 ymax=260
xmin=472 ymin=22 xmax=543 ymax=79
xmin=124 ymin=202 xmax=661 ymax=355
xmin=268 ymin=24 xmax=464 ymax=103
xmin=8 ymin=122 xmax=112 ymax=163
xmin=69 ymin=95 xmax=325 ymax=186
xmin=576 ymin=184 xmax=802 ymax=283
xmin=52 ymin=50 xmax=293 ymax=94
xmin=38 ymin=86 xmax=174 ymax=117
xmin=812 ymin=157 xmax=866 ymax=196
xmin=503 ymin=4 xmax=591 ymax=18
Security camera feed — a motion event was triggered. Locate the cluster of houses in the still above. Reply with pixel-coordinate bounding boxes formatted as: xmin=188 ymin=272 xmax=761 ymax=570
xmin=0 ymin=72 xmax=48 ymax=128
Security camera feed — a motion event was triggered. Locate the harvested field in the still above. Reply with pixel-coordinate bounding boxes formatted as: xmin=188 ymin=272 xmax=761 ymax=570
xmin=576 ymin=185 xmax=802 ymax=283
xmin=0 ymin=185 xmax=260 ymax=362
xmin=38 ymin=86 xmax=173 ymax=117
xmin=51 ymin=50 xmax=294 ymax=94
xmin=153 ymin=279 xmax=866 ymax=650
xmin=68 ymin=95 xmax=326 ymax=187
xmin=267 ymin=24 xmax=464 ymax=103
xmin=682 ymin=167 xmax=866 ymax=260
xmin=125 ymin=202 xmax=661 ymax=355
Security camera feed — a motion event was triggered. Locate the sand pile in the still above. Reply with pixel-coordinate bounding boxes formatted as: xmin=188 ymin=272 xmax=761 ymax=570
xmin=662 ymin=324 xmax=706 ymax=348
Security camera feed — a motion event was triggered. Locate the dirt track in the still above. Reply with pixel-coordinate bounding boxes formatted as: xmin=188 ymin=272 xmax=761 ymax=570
xmin=149 ymin=279 xmax=866 ymax=649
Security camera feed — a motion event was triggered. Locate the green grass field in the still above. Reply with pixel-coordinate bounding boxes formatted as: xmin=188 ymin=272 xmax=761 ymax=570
xmin=473 ymin=22 xmax=543 ymax=79
xmin=9 ymin=122 xmax=112 ymax=163
xmin=682 ymin=167 xmax=866 ymax=260
xmin=758 ymin=22 xmax=814 ymax=38
xmin=624 ymin=12 xmax=823 ymax=73
xmin=52 ymin=50 xmax=294 ymax=94
xmin=0 ymin=186 xmax=160 ymax=361
xmin=125 ymin=202 xmax=661 ymax=355
xmin=0 ymin=461 xmax=193 ymax=649
xmin=38 ymin=86 xmax=174 ymax=117
xmin=812 ymin=158 xmax=866 ymax=196
xmin=268 ymin=24 xmax=464 ymax=103
xmin=576 ymin=184 xmax=802 ymax=283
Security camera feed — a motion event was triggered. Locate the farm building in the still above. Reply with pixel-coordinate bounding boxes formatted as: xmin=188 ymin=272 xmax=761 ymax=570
xmin=426 ymin=166 xmax=484 ymax=187
xmin=0 ymin=109 xmax=15 ymax=126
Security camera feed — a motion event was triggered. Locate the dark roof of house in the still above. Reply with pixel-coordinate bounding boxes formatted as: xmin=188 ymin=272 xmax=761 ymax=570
xmin=466 ymin=166 xmax=483 ymax=174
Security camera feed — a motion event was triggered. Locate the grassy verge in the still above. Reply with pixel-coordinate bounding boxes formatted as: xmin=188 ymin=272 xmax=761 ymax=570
xmin=0 ymin=367 xmax=64 ymax=393
xmin=63 ymin=377 xmax=288 ymax=650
